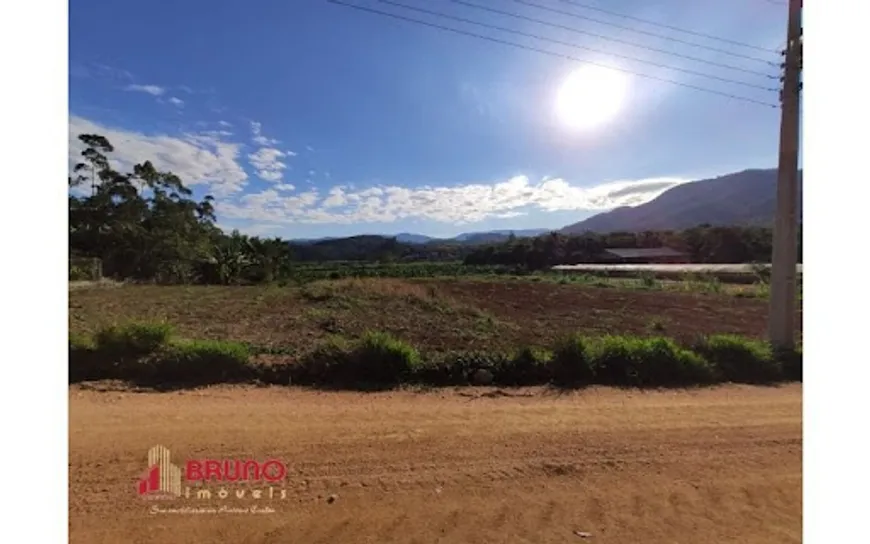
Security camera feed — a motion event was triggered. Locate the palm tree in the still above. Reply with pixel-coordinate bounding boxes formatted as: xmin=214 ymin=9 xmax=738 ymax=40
xmin=212 ymin=230 xmax=252 ymax=284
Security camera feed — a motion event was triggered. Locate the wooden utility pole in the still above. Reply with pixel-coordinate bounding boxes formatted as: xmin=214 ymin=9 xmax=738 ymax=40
xmin=768 ymin=0 xmax=802 ymax=350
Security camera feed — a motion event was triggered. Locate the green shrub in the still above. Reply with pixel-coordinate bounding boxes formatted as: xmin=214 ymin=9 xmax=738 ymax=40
xmin=294 ymin=336 xmax=354 ymax=385
xmin=638 ymin=272 xmax=658 ymax=289
xmin=641 ymin=338 xmax=715 ymax=386
xmin=353 ymin=331 xmax=421 ymax=385
xmin=493 ymin=347 xmax=552 ymax=385
xmin=140 ymin=339 xmax=253 ymax=386
xmin=295 ymin=332 xmax=421 ymax=388
xmin=411 ymin=350 xmax=511 ymax=386
xmin=551 ymin=334 xmax=594 ymax=386
xmin=94 ymin=321 xmax=174 ymax=356
xmin=693 ymin=335 xmax=783 ymax=384
xmin=588 ymin=336 xmax=714 ymax=387
xmin=69 ymin=265 xmax=89 ymax=281
xmin=445 ymin=351 xmax=513 ymax=384
xmin=69 ymin=331 xmax=116 ymax=382
xmin=585 ymin=335 xmax=641 ymax=386
xmin=69 ymin=331 xmax=94 ymax=351
xmin=412 ymin=352 xmax=474 ymax=386
xmin=253 ymin=362 xmax=294 ymax=386
xmin=70 ymin=317 xmax=794 ymax=390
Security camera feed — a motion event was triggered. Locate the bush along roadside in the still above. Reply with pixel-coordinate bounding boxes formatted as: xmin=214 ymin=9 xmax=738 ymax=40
xmin=69 ymin=323 xmax=802 ymax=390
xmin=69 ymin=322 xmax=254 ymax=388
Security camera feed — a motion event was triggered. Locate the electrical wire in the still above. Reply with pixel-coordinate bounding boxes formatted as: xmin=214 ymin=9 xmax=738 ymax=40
xmin=447 ymin=0 xmax=777 ymax=78
xmin=555 ymin=0 xmax=782 ymax=53
xmin=325 ymin=0 xmax=779 ymax=108
xmin=511 ymin=0 xmax=777 ymax=63
xmin=373 ymin=0 xmax=777 ymax=91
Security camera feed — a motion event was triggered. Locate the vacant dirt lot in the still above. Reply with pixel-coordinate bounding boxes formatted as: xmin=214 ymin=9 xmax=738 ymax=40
xmin=68 ymin=279 xmax=802 ymax=352
xmin=69 ymin=384 xmax=802 ymax=543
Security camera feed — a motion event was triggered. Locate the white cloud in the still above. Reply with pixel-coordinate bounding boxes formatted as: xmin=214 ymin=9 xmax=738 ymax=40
xmin=322 ymin=187 xmax=347 ymax=208
xmin=250 ymin=121 xmax=279 ymax=146
xmin=201 ymin=130 xmax=233 ymax=138
xmin=248 ymin=147 xmax=288 ymax=182
xmin=214 ymin=174 xmax=689 ymax=227
xmin=168 ymin=97 xmax=184 ymax=107
xmin=124 ymin=84 xmax=165 ymax=96
xmin=218 ymin=120 xmax=233 ymax=127
xmin=254 ymin=135 xmax=279 ymax=146
xmin=69 ymin=114 xmax=690 ymax=230
xmin=92 ymin=63 xmax=134 ymax=82
xmin=69 ymin=115 xmax=248 ymax=197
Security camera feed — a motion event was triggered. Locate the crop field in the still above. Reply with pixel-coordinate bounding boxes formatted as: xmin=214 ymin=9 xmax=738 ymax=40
xmin=69 ymin=278 xmax=803 ymax=542
xmin=68 ymin=384 xmax=802 ymax=544
xmin=68 ymin=277 xmax=801 ymax=355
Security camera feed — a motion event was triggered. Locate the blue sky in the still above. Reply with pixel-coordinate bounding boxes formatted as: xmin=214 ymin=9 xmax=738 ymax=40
xmin=69 ymin=0 xmax=787 ymax=239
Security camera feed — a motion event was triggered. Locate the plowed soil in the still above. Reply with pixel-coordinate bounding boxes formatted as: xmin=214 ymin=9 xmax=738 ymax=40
xmin=69 ymin=384 xmax=802 ymax=543
xmin=68 ymin=280 xmax=802 ymax=352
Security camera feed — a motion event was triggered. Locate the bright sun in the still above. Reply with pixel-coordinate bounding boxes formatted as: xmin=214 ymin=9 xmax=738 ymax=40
xmin=555 ymin=65 xmax=629 ymax=132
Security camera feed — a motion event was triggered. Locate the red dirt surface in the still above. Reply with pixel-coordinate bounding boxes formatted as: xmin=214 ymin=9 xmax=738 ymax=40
xmin=69 ymin=384 xmax=802 ymax=544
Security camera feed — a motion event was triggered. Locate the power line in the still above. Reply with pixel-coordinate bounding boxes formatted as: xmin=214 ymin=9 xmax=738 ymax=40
xmin=447 ymin=0 xmax=777 ymax=79
xmin=555 ymin=0 xmax=781 ymax=53
xmin=325 ymin=0 xmax=779 ymax=108
xmin=511 ymin=0 xmax=776 ymax=63
xmin=373 ymin=0 xmax=776 ymax=92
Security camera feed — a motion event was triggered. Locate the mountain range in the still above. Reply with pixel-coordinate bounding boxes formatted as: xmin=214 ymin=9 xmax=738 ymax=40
xmin=293 ymin=229 xmax=550 ymax=246
xmin=290 ymin=168 xmax=801 ymax=245
xmin=561 ymin=168 xmax=802 ymax=234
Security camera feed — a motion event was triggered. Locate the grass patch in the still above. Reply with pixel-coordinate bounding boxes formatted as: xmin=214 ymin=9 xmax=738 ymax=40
xmin=637 ymin=272 xmax=659 ymax=290
xmin=355 ymin=331 xmax=422 ymax=385
xmin=693 ymin=334 xmax=782 ymax=384
xmin=551 ymin=334 xmax=594 ymax=387
xmin=412 ymin=351 xmax=483 ymax=386
xmin=586 ymin=336 xmax=714 ymax=387
xmin=70 ymin=323 xmax=253 ymax=387
xmin=295 ymin=332 xmax=421 ymax=389
xmin=93 ymin=321 xmax=174 ymax=356
xmin=69 ymin=330 xmax=95 ymax=351
xmin=70 ymin=320 xmax=800 ymax=390
xmin=146 ymin=339 xmax=253 ymax=386
xmin=495 ymin=347 xmax=553 ymax=385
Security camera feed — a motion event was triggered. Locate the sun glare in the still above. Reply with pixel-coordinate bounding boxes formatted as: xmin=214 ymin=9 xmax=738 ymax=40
xmin=555 ymin=65 xmax=629 ymax=132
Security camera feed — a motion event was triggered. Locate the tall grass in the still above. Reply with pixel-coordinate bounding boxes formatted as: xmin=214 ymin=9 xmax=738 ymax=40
xmin=94 ymin=321 xmax=174 ymax=356
xmin=693 ymin=334 xmax=782 ymax=384
xmin=70 ymin=322 xmax=800 ymax=390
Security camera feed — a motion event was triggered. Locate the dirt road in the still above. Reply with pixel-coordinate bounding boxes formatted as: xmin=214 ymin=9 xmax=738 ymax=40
xmin=69 ymin=384 xmax=802 ymax=543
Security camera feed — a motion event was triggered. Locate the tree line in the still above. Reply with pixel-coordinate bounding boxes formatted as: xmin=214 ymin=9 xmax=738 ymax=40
xmin=69 ymin=133 xmax=802 ymax=284
xmin=69 ymin=133 xmax=292 ymax=284
xmin=462 ymin=225 xmax=803 ymax=269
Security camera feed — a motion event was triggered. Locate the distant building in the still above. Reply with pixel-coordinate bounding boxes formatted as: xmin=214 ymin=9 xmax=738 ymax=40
xmin=599 ymin=247 xmax=688 ymax=264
